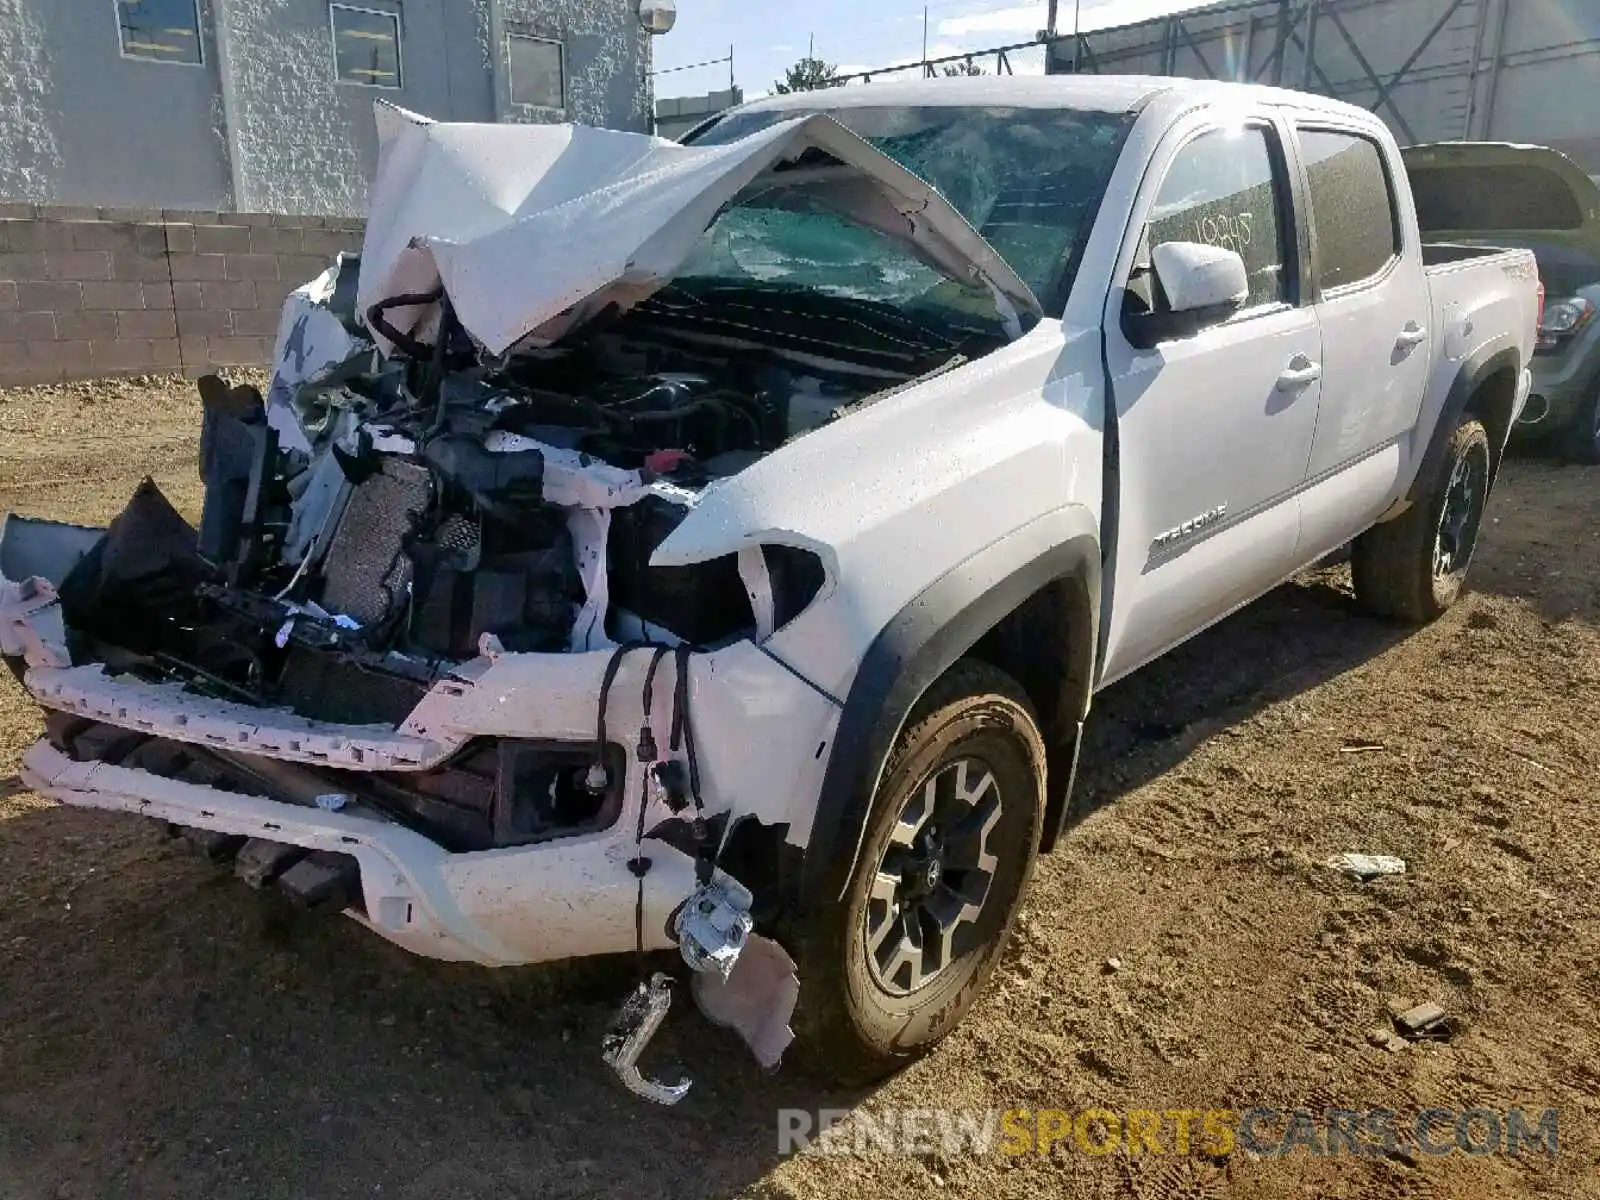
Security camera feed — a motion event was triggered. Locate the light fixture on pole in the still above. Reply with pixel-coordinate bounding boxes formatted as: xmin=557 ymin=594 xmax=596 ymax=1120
xmin=639 ymin=0 xmax=677 ymax=35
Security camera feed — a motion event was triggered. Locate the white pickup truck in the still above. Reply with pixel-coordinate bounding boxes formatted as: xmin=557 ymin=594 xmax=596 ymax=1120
xmin=1 ymin=78 xmax=1539 ymax=1099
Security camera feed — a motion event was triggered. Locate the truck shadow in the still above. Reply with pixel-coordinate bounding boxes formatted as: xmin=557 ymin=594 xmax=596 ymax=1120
xmin=1070 ymin=570 xmax=1405 ymax=823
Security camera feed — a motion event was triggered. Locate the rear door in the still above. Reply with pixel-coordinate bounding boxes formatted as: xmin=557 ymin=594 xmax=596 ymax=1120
xmin=1097 ymin=108 xmax=1323 ymax=686
xmin=1293 ymin=123 xmax=1432 ymax=496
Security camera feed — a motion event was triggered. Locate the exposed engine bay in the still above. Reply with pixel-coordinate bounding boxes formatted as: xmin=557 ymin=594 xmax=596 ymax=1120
xmin=48 ymin=252 xmax=994 ymax=849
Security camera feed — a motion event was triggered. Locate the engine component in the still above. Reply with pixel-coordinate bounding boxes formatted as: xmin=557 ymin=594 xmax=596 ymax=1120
xmin=318 ymin=458 xmax=432 ymax=629
xmin=276 ymin=646 xmax=432 ymax=726
xmin=421 ymin=434 xmax=545 ymax=523
xmin=407 ymin=505 xmax=576 ymax=658
xmin=607 ymin=495 xmax=752 ymax=645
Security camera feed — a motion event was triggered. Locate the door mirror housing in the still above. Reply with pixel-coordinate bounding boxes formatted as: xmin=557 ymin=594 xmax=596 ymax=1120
xmin=1124 ymin=241 xmax=1251 ymax=349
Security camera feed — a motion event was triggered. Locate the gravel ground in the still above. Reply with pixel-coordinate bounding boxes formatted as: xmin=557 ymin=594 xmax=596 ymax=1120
xmin=0 ymin=374 xmax=1597 ymax=1200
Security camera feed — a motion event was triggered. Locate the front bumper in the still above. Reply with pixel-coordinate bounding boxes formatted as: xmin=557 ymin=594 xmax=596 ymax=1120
xmin=8 ymin=622 xmax=841 ymax=969
xmin=19 ymin=738 xmax=685 ymax=966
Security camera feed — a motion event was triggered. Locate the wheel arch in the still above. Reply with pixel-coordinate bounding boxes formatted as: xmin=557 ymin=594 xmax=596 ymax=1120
xmin=1407 ymin=347 xmax=1523 ymax=509
xmin=800 ymin=507 xmax=1101 ymax=909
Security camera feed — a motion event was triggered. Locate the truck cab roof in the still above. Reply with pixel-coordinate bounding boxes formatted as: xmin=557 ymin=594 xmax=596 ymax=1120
xmin=723 ymin=73 xmax=1387 ymax=124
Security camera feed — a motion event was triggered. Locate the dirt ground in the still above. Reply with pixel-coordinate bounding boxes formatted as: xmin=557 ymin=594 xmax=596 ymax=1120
xmin=0 ymin=374 xmax=1596 ymax=1200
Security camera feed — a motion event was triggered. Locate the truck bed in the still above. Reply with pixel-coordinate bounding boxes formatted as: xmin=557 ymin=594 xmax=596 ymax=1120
xmin=1421 ymin=241 xmax=1529 ymax=270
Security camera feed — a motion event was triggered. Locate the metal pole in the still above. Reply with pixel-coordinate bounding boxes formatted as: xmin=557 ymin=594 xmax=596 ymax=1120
xmin=1463 ymin=0 xmax=1491 ymax=138
xmin=1274 ymin=0 xmax=1290 ymax=84
xmin=1480 ymin=0 xmax=1510 ymax=140
xmin=729 ymin=43 xmax=735 ymax=93
xmin=1072 ymin=0 xmax=1083 ymax=72
xmin=1302 ymin=0 xmax=1319 ymax=90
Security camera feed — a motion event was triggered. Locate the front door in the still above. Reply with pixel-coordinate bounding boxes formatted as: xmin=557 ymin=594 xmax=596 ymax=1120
xmin=1098 ymin=111 xmax=1323 ymax=686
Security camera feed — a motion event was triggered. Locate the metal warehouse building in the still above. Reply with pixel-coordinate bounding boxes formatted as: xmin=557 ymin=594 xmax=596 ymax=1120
xmin=0 ymin=0 xmax=662 ymax=215
xmin=1048 ymin=0 xmax=1600 ymax=173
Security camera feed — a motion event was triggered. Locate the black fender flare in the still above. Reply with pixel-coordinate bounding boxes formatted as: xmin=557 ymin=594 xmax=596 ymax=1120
xmin=799 ymin=506 xmax=1101 ymax=908
xmin=1404 ymin=345 xmax=1523 ymax=508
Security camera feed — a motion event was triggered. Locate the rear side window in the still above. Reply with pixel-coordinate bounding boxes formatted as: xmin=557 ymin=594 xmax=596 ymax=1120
xmin=1300 ymin=130 xmax=1400 ymax=290
xmin=1147 ymin=126 xmax=1288 ymax=308
xmin=1408 ymin=165 xmax=1586 ymax=232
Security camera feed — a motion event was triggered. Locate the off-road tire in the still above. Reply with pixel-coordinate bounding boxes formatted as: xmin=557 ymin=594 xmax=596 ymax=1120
xmin=790 ymin=659 xmax=1046 ymax=1086
xmin=1352 ymin=416 xmax=1491 ymax=623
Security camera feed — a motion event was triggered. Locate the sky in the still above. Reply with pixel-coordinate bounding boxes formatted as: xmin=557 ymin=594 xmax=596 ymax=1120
xmin=652 ymin=0 xmax=1213 ymax=99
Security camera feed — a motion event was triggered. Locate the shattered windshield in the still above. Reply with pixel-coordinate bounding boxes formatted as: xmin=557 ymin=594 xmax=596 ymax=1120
xmin=676 ymin=197 xmax=990 ymax=327
xmin=686 ymin=104 xmax=1135 ymax=312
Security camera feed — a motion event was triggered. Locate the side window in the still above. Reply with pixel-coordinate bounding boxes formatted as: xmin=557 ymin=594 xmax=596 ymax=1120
xmin=1300 ymin=130 xmax=1400 ymax=291
xmin=1147 ymin=126 xmax=1288 ymax=309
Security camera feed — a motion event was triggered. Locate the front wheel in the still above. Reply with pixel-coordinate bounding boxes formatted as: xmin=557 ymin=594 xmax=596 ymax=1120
xmin=791 ymin=659 xmax=1046 ymax=1085
xmin=1352 ymin=415 xmax=1492 ymax=623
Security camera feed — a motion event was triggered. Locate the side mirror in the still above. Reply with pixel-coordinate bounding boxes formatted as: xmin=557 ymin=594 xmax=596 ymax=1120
xmin=1124 ymin=241 xmax=1250 ymax=349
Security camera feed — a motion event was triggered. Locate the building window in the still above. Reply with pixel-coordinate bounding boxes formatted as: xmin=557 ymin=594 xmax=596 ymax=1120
xmin=331 ymin=4 xmax=402 ymax=88
xmin=116 ymin=0 xmax=203 ymax=65
xmin=508 ymin=34 xmax=565 ymax=109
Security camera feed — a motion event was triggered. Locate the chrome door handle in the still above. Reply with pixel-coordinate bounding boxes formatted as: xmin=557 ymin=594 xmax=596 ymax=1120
xmin=1396 ymin=323 xmax=1429 ymax=348
xmin=1277 ymin=356 xmax=1323 ymax=390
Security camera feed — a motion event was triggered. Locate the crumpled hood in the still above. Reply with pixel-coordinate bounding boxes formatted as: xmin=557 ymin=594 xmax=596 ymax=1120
xmin=357 ymin=102 xmax=1041 ymax=357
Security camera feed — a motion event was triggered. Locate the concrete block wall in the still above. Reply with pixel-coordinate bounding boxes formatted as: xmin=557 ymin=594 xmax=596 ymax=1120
xmin=0 ymin=205 xmax=364 ymax=387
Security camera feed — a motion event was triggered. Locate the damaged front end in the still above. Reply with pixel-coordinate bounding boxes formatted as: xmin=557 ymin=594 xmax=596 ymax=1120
xmin=1 ymin=106 xmax=1040 ymax=1099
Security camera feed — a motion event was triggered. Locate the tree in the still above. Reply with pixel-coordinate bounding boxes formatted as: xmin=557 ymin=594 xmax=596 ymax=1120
xmin=773 ymin=55 xmax=845 ymax=94
xmin=941 ymin=59 xmax=987 ymax=76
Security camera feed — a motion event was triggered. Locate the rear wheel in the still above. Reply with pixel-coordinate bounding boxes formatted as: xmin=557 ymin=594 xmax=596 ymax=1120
xmin=1352 ymin=416 xmax=1491 ymax=623
xmin=791 ymin=659 xmax=1046 ymax=1084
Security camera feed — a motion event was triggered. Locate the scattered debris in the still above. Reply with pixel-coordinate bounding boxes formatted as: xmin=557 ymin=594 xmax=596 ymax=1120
xmin=1326 ymin=852 xmax=1407 ymax=881
xmin=1340 ymin=740 xmax=1387 ymax=754
xmin=1367 ymin=1025 xmax=1408 ymax=1052
xmin=1393 ymin=1001 xmax=1449 ymax=1040
xmin=1103 ymin=956 xmax=1123 ymax=974
xmin=1513 ymin=752 xmax=1557 ymax=775
xmin=601 ymin=973 xmax=691 ymax=1105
